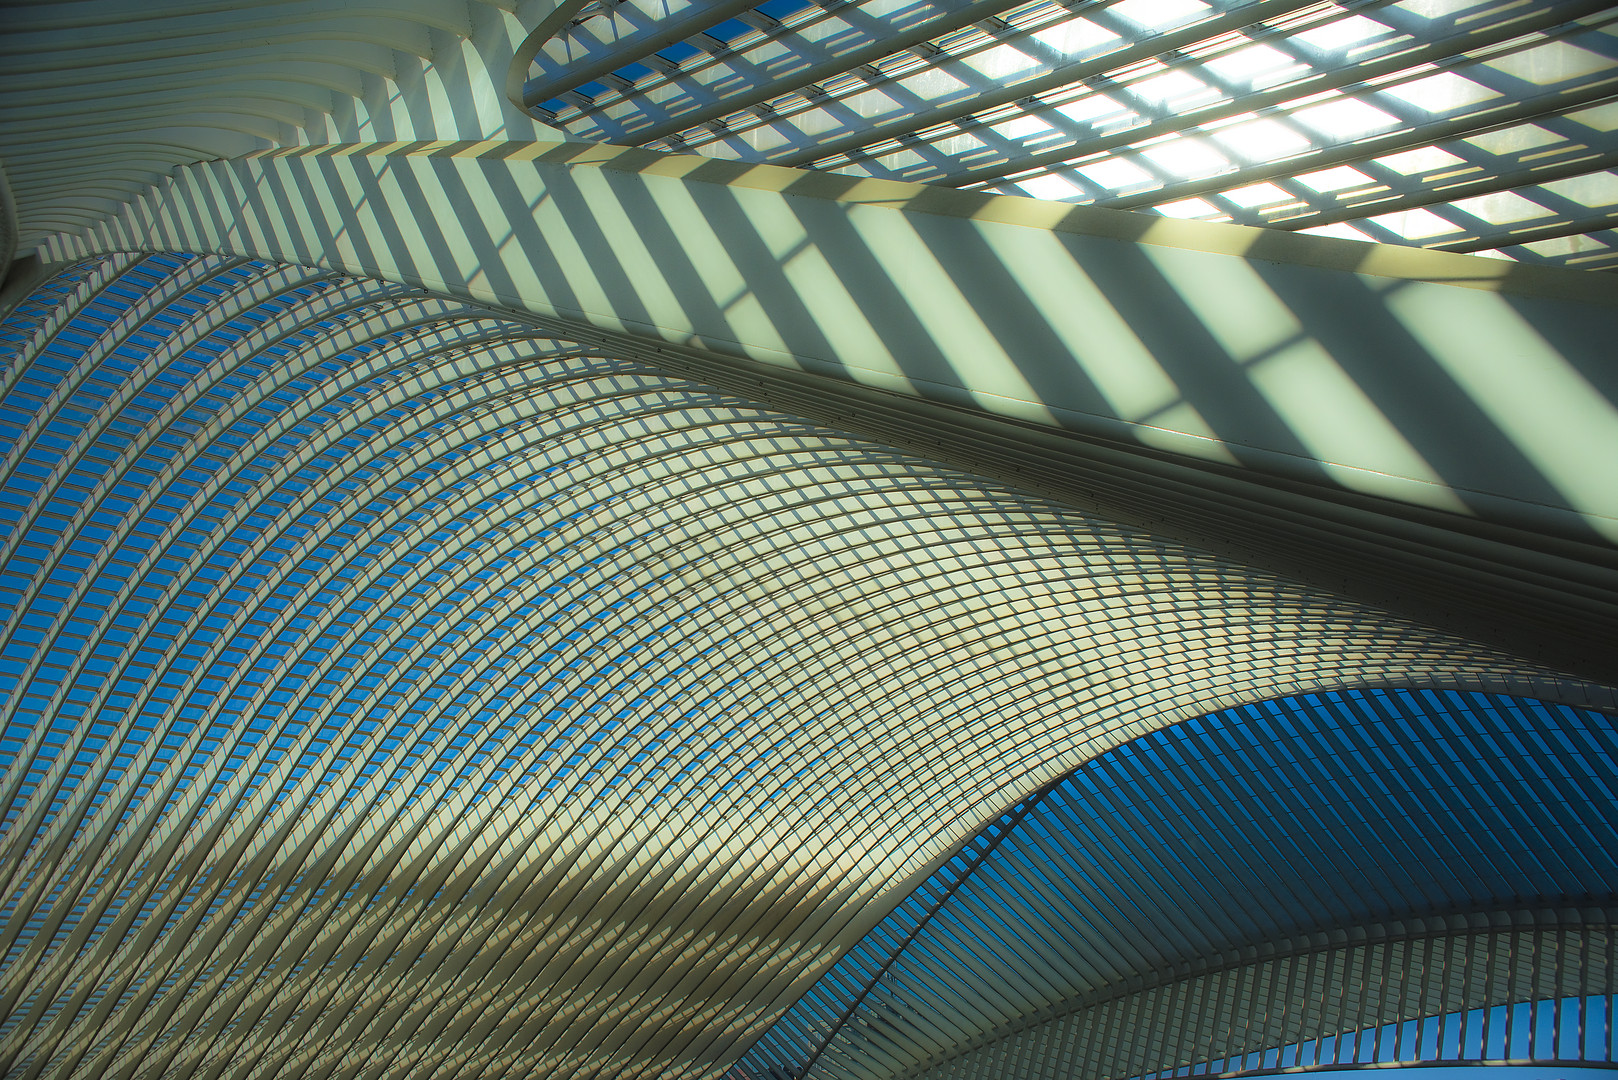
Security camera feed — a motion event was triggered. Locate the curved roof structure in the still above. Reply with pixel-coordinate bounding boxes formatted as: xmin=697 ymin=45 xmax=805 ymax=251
xmin=518 ymin=0 xmax=1618 ymax=269
xmin=2 ymin=3 xmax=1618 ymax=1080
xmin=741 ymin=687 xmax=1618 ymax=1079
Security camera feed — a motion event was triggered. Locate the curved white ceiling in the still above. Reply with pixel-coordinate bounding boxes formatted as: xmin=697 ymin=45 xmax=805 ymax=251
xmin=0 ymin=0 xmax=561 ymax=248
xmin=0 ymin=253 xmax=1605 ymax=1080
xmin=4 ymin=3 xmax=1618 ymax=1079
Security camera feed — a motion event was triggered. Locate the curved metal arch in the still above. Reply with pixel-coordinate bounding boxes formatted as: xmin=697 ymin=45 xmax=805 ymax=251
xmin=159 ymin=415 xmax=929 ymax=867
xmin=372 ymin=566 xmax=1164 ymax=1055
xmin=0 ymin=297 xmax=539 ymax=883
xmin=0 ymin=253 xmax=126 ymax=347
xmin=278 ymin=472 xmax=1158 ymax=1049
xmin=504 ymin=0 xmax=596 ymax=116
xmin=0 ymin=262 xmax=351 ymax=570
xmin=737 ymin=686 xmax=1618 ymax=1080
xmin=899 ymin=913 xmax=1618 ymax=1080
xmin=2 ymin=253 xmax=221 ymax=403
xmin=0 ymin=346 xmax=601 ymax=965
xmin=0 ymin=355 xmax=639 ymax=923
xmin=12 ymin=378 xmax=944 ymax=1016
xmin=69 ymin=472 xmax=763 ymax=1080
xmin=0 ymin=294 xmax=537 ymax=726
xmin=385 ymin=615 xmax=1507 ymax=1080
xmin=275 ymin=495 xmax=1501 ymax=1075
xmin=0 ymin=270 xmax=376 ymax=880
xmin=91 ymin=634 xmax=1527 ymax=1080
xmin=6 ymin=257 xmax=1618 ymax=1080
xmin=1 ymin=362 xmax=643 ymax=939
xmin=6 ymin=381 xmax=684 ymax=1078
xmin=498 ymin=641 xmax=1611 ymax=1080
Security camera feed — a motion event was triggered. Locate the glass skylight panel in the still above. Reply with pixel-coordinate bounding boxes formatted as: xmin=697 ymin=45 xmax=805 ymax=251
xmin=1527 ymin=224 xmax=1618 ymax=267
xmin=1291 ymin=95 xmax=1401 ymax=140
xmin=1205 ymin=40 xmax=1310 ymax=87
xmin=1540 ymin=169 xmax=1618 ymax=211
xmin=1016 ymin=172 xmax=1086 ymax=199
xmin=1221 ymin=179 xmax=1294 ymax=206
xmin=959 ymin=40 xmax=1043 ymax=79
xmin=1448 ymin=188 xmax=1554 ymax=225
xmin=1376 ymin=143 xmax=1468 ymax=174
xmin=1030 ymin=13 xmax=1122 ymax=57
xmin=1142 ymin=136 xmax=1231 ymax=179
xmin=1131 ymin=66 xmax=1221 ymax=109
xmin=519 ymin=0 xmax=1618 ymax=270
xmin=1110 ymin=0 xmax=1211 ymax=33
xmin=1319 ymin=172 xmax=1616 ymax=254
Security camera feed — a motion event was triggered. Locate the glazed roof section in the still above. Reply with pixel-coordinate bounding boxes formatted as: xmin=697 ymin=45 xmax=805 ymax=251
xmin=10 ymin=253 xmax=1577 ymax=1080
xmin=521 ymin=0 xmax=1618 ymax=270
xmin=736 ymin=686 xmax=1618 ymax=1080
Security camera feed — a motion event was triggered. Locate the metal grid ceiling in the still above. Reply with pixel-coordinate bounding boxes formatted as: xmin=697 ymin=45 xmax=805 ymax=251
xmin=523 ymin=0 xmax=1618 ymax=270
xmin=739 ymin=687 xmax=1618 ymax=1079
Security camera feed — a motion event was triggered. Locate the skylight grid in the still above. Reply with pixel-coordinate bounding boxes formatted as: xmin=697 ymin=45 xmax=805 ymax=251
xmin=835 ymin=10 xmax=1618 ymax=184
xmin=641 ymin=0 xmax=1366 ymax=161
xmin=0 ymin=260 xmax=122 ymax=368
xmin=519 ymin=0 xmax=1618 ymax=272
xmin=643 ymin=0 xmax=1271 ymax=159
xmin=1485 ymin=223 xmax=1618 ymax=268
xmin=530 ymin=0 xmax=1012 ymax=135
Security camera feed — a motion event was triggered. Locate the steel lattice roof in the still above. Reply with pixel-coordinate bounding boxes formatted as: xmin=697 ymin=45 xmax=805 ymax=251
xmin=2 ymin=4 xmax=1617 ymax=1080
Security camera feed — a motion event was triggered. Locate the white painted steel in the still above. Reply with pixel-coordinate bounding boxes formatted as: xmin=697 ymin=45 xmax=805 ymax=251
xmin=0 ymin=255 xmax=1608 ymax=1080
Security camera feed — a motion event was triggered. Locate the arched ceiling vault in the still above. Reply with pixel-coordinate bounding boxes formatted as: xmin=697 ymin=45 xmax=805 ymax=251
xmin=742 ymin=687 xmax=1618 ymax=1079
xmin=37 ymin=138 xmax=1618 ymax=681
xmin=2 ymin=3 xmax=1618 ymax=1080
xmin=0 ymin=252 xmax=1611 ymax=1080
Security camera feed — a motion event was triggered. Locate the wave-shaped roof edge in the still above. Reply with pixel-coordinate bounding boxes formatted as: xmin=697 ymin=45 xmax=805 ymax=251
xmin=4 ymin=3 xmax=1618 ymax=1079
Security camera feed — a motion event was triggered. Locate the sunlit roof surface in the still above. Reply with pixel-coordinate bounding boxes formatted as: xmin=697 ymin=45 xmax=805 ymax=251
xmin=521 ymin=0 xmax=1618 ymax=269
xmin=7 ymin=234 xmax=1611 ymax=1080
xmin=4 ymin=5 xmax=1618 ymax=1080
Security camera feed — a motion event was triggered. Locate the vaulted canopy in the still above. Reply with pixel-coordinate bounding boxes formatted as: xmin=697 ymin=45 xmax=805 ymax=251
xmin=2 ymin=4 xmax=1616 ymax=1080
